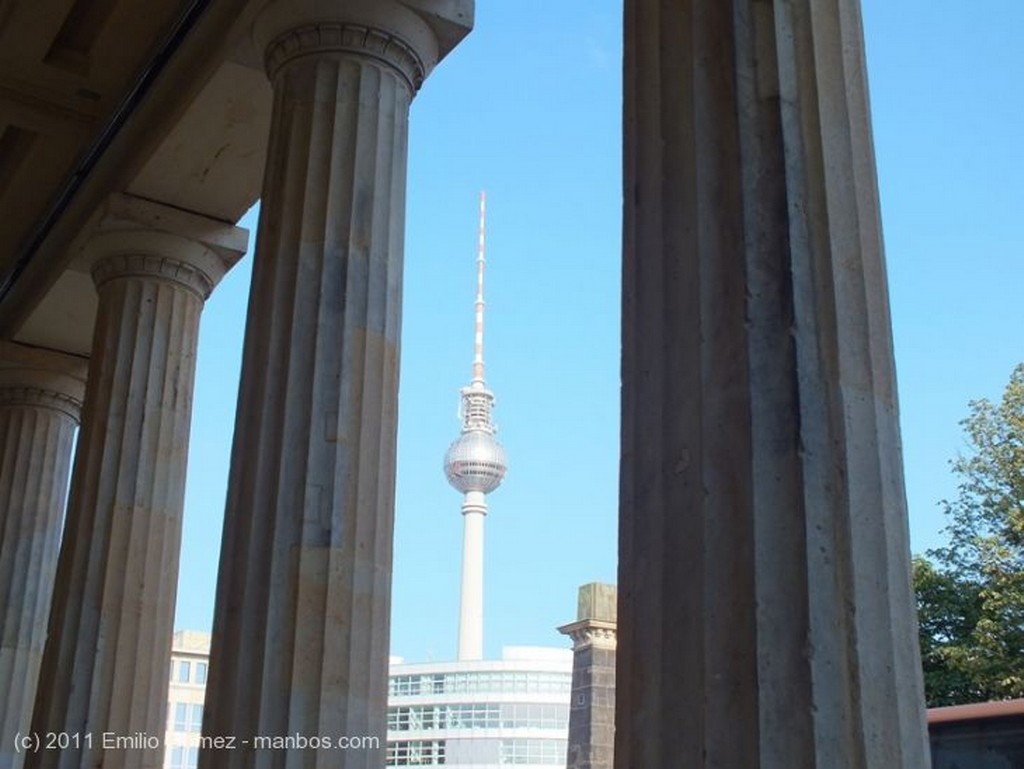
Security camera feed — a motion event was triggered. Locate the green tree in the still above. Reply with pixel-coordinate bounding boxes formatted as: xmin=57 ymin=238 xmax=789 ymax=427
xmin=914 ymin=363 xmax=1024 ymax=706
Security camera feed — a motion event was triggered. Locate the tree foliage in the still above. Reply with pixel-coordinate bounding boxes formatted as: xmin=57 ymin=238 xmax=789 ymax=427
xmin=914 ymin=363 xmax=1024 ymax=706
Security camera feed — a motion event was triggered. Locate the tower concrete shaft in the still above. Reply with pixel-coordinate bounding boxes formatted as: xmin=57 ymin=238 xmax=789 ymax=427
xmin=458 ymin=492 xmax=486 ymax=661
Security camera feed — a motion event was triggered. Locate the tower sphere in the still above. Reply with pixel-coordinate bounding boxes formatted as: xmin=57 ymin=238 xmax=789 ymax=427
xmin=444 ymin=430 xmax=507 ymax=494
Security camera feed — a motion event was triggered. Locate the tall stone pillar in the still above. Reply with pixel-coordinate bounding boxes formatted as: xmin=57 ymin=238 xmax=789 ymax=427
xmin=200 ymin=3 xmax=472 ymax=768
xmin=26 ymin=198 xmax=245 ymax=769
xmin=0 ymin=342 xmax=85 ymax=769
xmin=558 ymin=584 xmax=617 ymax=769
xmin=618 ymin=2 xmax=930 ymax=768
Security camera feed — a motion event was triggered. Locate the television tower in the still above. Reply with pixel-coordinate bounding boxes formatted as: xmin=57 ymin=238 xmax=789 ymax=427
xmin=443 ymin=191 xmax=508 ymax=661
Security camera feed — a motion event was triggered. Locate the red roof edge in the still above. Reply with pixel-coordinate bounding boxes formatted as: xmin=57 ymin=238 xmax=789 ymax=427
xmin=928 ymin=698 xmax=1024 ymax=724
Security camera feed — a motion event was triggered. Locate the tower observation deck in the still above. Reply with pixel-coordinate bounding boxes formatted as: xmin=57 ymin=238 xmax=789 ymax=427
xmin=443 ymin=191 xmax=507 ymax=661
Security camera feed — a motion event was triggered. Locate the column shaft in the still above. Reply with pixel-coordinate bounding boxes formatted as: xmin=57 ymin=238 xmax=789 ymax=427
xmin=0 ymin=348 xmax=84 ymax=769
xmin=202 ymin=41 xmax=409 ymax=769
xmin=27 ymin=252 xmax=219 ymax=769
xmin=618 ymin=1 xmax=929 ymax=767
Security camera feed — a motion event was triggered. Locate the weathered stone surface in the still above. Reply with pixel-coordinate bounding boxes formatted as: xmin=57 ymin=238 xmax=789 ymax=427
xmin=0 ymin=343 xmax=85 ymax=769
xmin=200 ymin=4 xmax=470 ymax=768
xmin=618 ymin=1 xmax=929 ymax=767
xmin=577 ymin=582 xmax=616 ymax=624
xmin=26 ymin=218 xmax=241 ymax=769
xmin=560 ymin=584 xmax=617 ymax=769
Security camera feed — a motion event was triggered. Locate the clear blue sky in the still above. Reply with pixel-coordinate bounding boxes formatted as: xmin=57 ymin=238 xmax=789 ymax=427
xmin=174 ymin=1 xmax=1024 ymax=663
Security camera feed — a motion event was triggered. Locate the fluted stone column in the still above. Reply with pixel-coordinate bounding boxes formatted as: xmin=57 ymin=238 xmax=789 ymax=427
xmin=26 ymin=204 xmax=245 ymax=769
xmin=201 ymin=3 xmax=471 ymax=768
xmin=618 ymin=1 xmax=930 ymax=768
xmin=0 ymin=343 xmax=85 ymax=769
xmin=558 ymin=584 xmax=617 ymax=769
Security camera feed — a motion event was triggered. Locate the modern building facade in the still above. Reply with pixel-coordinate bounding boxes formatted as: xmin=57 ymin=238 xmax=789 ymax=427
xmin=0 ymin=1 xmax=932 ymax=767
xmin=387 ymin=648 xmax=571 ymax=768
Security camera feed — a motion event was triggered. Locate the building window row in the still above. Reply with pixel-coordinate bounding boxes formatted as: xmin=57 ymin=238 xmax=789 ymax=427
xmin=388 ymin=702 xmax=568 ymax=732
xmin=389 ymin=671 xmax=570 ymax=697
xmin=171 ymin=703 xmax=204 ymax=733
xmin=498 ymin=738 xmax=567 ymax=765
xmin=170 ymin=658 xmax=208 ymax=685
xmin=387 ymin=739 xmax=446 ymax=766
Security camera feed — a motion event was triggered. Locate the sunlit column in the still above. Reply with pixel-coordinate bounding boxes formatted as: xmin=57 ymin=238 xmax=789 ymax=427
xmin=201 ymin=3 xmax=472 ymax=768
xmin=27 ymin=199 xmax=245 ymax=769
xmin=618 ymin=1 xmax=930 ymax=767
xmin=0 ymin=342 xmax=85 ymax=769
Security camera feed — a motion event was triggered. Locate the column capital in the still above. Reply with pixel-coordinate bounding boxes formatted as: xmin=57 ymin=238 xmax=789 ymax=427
xmin=558 ymin=619 xmax=618 ymax=652
xmin=0 ymin=341 xmax=87 ymax=423
xmin=263 ymin=22 xmax=426 ymax=89
xmin=89 ymin=248 xmax=218 ymax=300
xmin=252 ymin=0 xmax=473 ymax=89
xmin=79 ymin=194 xmax=248 ymax=300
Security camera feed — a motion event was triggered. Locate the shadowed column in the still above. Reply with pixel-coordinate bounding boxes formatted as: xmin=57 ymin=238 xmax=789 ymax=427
xmin=0 ymin=343 xmax=85 ymax=769
xmin=200 ymin=3 xmax=472 ymax=768
xmin=26 ymin=202 xmax=245 ymax=769
xmin=617 ymin=1 xmax=930 ymax=767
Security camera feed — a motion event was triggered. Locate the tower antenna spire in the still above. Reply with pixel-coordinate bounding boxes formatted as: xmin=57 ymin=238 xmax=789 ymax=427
xmin=472 ymin=190 xmax=486 ymax=386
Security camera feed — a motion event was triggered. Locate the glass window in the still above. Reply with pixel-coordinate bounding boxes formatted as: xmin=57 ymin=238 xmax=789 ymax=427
xmin=173 ymin=702 xmax=202 ymax=732
xmin=178 ymin=660 xmax=191 ymax=683
xmin=388 ymin=670 xmax=571 ymax=699
xmin=195 ymin=662 xmax=207 ymax=684
xmin=174 ymin=703 xmax=188 ymax=732
xmin=499 ymin=739 xmax=567 ymax=765
xmin=388 ymin=702 xmax=572 ymax=732
xmin=386 ymin=739 xmax=446 ymax=766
